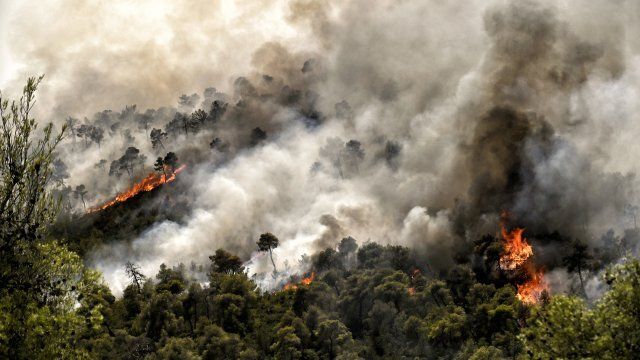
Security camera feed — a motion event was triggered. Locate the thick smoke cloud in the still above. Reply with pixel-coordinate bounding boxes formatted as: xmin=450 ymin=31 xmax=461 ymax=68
xmin=3 ymin=0 xmax=640 ymax=295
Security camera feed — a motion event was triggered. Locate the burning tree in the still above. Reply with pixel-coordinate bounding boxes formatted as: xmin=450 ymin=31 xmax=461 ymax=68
xmin=153 ymin=152 xmax=179 ymax=178
xmin=163 ymin=152 xmax=178 ymax=173
xmin=153 ymin=157 xmax=166 ymax=177
xmin=498 ymin=213 xmax=548 ymax=305
xmin=498 ymin=226 xmax=532 ymax=271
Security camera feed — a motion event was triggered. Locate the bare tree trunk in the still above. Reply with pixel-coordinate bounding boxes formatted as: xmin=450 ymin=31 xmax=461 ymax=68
xmin=205 ymin=294 xmax=210 ymax=320
xmin=578 ymin=267 xmax=587 ymax=298
xmin=269 ymin=248 xmax=277 ymax=273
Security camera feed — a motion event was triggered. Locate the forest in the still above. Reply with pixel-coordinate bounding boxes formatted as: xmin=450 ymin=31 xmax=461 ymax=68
xmin=3 ymin=1 xmax=640 ymax=358
xmin=1 ymin=77 xmax=640 ymax=360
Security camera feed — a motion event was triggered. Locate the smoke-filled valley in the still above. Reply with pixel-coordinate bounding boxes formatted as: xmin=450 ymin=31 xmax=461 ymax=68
xmin=2 ymin=0 xmax=640 ymax=358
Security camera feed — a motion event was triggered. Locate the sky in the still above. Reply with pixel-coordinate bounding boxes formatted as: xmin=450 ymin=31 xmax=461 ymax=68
xmin=0 ymin=0 xmax=20 ymax=86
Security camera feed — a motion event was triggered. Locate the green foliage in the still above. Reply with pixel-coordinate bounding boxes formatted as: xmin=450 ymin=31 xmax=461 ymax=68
xmin=1 ymin=76 xmax=66 ymax=289
xmin=521 ymin=260 xmax=640 ymax=359
xmin=26 ymin=238 xmax=631 ymax=360
xmin=210 ymin=248 xmax=245 ymax=275
xmin=0 ymin=77 xmax=106 ymax=359
xmin=596 ymin=260 xmax=640 ymax=357
xmin=315 ymin=319 xmax=353 ymax=359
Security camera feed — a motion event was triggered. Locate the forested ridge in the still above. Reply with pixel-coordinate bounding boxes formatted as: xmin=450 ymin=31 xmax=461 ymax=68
xmin=1 ymin=77 xmax=639 ymax=360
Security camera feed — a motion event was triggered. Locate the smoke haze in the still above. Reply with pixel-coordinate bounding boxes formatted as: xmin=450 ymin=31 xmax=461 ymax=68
xmin=3 ymin=0 xmax=640 ymax=295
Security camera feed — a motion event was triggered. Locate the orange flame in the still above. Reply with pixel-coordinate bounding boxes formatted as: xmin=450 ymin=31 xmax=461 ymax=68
xmin=407 ymin=287 xmax=416 ymax=296
xmin=499 ymin=224 xmax=533 ymax=271
xmin=88 ymin=165 xmax=186 ymax=213
xmin=499 ymin=213 xmax=548 ymax=305
xmin=283 ymin=272 xmax=315 ymax=291
xmin=283 ymin=283 xmax=298 ymax=291
xmin=516 ymin=269 xmax=548 ymax=305
xmin=301 ymin=272 xmax=315 ymax=285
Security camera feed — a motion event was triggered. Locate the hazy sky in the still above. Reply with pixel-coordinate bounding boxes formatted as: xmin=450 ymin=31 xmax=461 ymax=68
xmin=0 ymin=0 xmax=19 ymax=86
xmin=0 ymin=0 xmax=324 ymax=123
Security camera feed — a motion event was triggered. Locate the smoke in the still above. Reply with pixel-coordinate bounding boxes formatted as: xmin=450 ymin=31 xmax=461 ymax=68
xmin=3 ymin=0 xmax=640 ymax=295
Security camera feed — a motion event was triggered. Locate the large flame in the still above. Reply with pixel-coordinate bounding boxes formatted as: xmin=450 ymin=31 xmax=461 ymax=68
xmin=499 ymin=225 xmax=533 ymax=271
xmin=499 ymin=213 xmax=548 ymax=305
xmin=88 ymin=165 xmax=186 ymax=213
xmin=516 ymin=268 xmax=548 ymax=305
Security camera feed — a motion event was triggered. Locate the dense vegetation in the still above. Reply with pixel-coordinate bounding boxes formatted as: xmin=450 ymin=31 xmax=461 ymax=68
xmin=2 ymin=80 xmax=640 ymax=359
xmin=64 ymin=239 xmax=640 ymax=360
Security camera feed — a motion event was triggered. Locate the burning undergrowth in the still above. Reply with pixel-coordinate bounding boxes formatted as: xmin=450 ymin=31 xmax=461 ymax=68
xmin=282 ymin=272 xmax=316 ymax=291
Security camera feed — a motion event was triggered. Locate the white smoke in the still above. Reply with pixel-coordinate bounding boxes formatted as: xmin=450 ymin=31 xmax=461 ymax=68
xmin=3 ymin=0 xmax=640 ymax=295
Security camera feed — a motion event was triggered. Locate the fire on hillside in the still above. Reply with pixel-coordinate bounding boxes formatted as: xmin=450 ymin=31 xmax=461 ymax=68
xmin=87 ymin=165 xmax=186 ymax=213
xmin=499 ymin=212 xmax=549 ymax=305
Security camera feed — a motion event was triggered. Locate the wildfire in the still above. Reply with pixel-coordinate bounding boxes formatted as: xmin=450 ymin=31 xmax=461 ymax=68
xmin=301 ymin=272 xmax=315 ymax=285
xmin=499 ymin=225 xmax=533 ymax=271
xmin=283 ymin=272 xmax=315 ymax=291
xmin=516 ymin=269 xmax=548 ymax=305
xmin=499 ymin=213 xmax=548 ymax=305
xmin=87 ymin=165 xmax=186 ymax=213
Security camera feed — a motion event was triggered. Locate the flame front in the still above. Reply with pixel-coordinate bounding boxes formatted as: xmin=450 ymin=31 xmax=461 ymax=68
xmin=499 ymin=225 xmax=533 ymax=271
xmin=88 ymin=165 xmax=186 ymax=213
xmin=499 ymin=214 xmax=548 ymax=305
xmin=516 ymin=269 xmax=548 ymax=305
